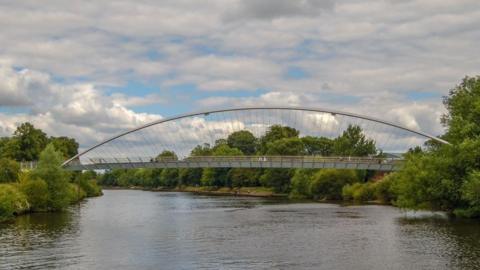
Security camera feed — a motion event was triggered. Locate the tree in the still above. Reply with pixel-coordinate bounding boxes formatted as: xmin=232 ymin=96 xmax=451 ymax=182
xmin=290 ymin=169 xmax=316 ymax=199
xmin=0 ymin=184 xmax=29 ymax=221
xmin=160 ymin=168 xmax=179 ymax=187
xmin=441 ymin=76 xmax=480 ymax=144
xmin=260 ymin=168 xmax=294 ymax=193
xmin=0 ymin=158 xmax=20 ymax=183
xmin=75 ymin=171 xmax=102 ymax=197
xmin=19 ymin=173 xmax=48 ymax=211
xmin=388 ymin=76 xmax=480 ymax=217
xmin=11 ymin=122 xmax=49 ymax=161
xmin=333 ymin=125 xmax=376 ymax=156
xmin=309 ymin=169 xmax=359 ymax=200
xmin=49 ymin=136 xmax=79 ymax=159
xmin=200 ymin=144 xmax=243 ymax=187
xmin=229 ymin=168 xmax=260 ymax=187
xmin=301 ymin=136 xmax=334 ymax=156
xmin=156 ymin=150 xmax=178 ymax=161
xmin=259 ymin=125 xmax=299 ymax=153
xmin=190 ymin=143 xmax=212 ymax=156
xmin=266 ymin=138 xmax=305 ymax=156
xmin=31 ymin=144 xmax=71 ymax=211
xmin=179 ymin=168 xmax=202 ymax=186
xmin=227 ymin=130 xmax=257 ymax=154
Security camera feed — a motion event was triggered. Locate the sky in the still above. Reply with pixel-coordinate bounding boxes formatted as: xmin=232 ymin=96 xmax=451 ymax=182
xmin=0 ymin=0 xmax=479 ymax=148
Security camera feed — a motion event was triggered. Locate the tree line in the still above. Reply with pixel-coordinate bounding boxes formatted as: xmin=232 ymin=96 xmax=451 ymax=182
xmin=98 ymin=124 xmax=380 ymax=197
xmin=0 ymin=124 xmax=101 ymax=222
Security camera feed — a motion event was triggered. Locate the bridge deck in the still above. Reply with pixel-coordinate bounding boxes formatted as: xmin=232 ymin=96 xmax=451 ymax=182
xmin=63 ymin=156 xmax=403 ymax=171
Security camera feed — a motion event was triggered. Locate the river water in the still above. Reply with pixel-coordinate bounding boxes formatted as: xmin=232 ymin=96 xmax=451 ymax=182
xmin=1 ymin=190 xmax=479 ymax=270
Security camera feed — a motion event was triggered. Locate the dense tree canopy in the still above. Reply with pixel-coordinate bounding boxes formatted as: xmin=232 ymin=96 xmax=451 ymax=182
xmin=333 ymin=125 xmax=377 ymax=156
xmin=227 ymin=130 xmax=257 ymax=155
xmin=389 ymin=76 xmax=480 ymax=217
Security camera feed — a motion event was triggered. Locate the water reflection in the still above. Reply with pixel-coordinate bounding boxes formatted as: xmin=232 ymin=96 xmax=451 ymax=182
xmin=396 ymin=214 xmax=480 ymax=269
xmin=0 ymin=190 xmax=479 ymax=270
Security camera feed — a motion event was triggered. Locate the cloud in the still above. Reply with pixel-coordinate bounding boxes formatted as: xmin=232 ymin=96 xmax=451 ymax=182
xmin=225 ymin=0 xmax=334 ymax=21
xmin=0 ymin=0 xmax=477 ymax=150
xmin=0 ymin=66 xmax=161 ymax=147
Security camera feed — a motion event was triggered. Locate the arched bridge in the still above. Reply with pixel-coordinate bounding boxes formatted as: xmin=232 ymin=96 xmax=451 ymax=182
xmin=62 ymin=106 xmax=448 ymax=171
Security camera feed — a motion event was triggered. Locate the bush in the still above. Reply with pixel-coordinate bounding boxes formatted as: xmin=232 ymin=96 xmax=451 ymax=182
xmin=67 ymin=183 xmax=86 ymax=203
xmin=0 ymin=158 xmax=20 ymax=183
xmin=31 ymin=144 xmax=71 ymax=211
xmin=342 ymin=182 xmax=374 ymax=201
xmin=289 ymin=169 xmax=315 ymax=199
xmin=0 ymin=184 xmax=29 ymax=221
xmin=373 ymin=174 xmax=396 ymax=203
xmin=76 ymin=173 xmax=102 ymax=197
xmin=18 ymin=173 xmax=48 ymax=211
xmin=309 ymin=169 xmax=359 ymax=200
xmin=455 ymin=171 xmax=480 ymax=218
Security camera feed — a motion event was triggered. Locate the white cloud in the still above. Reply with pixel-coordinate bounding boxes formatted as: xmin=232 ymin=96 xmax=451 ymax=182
xmin=0 ymin=0 xmax=477 ymax=151
xmin=0 ymin=66 xmax=161 ymax=147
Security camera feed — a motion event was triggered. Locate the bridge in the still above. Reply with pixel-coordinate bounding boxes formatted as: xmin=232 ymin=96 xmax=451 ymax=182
xmin=61 ymin=106 xmax=448 ymax=171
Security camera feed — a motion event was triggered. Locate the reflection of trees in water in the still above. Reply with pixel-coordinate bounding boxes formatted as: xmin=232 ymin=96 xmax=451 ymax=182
xmin=0 ymin=206 xmax=79 ymax=252
xmin=396 ymin=215 xmax=480 ymax=269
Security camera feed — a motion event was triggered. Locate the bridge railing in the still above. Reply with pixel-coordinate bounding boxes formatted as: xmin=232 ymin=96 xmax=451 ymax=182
xmin=65 ymin=155 xmax=401 ymax=166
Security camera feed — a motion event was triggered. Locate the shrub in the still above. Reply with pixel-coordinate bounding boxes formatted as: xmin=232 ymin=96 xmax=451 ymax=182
xmin=289 ymin=169 xmax=315 ymax=199
xmin=455 ymin=171 xmax=480 ymax=218
xmin=31 ymin=144 xmax=71 ymax=211
xmin=67 ymin=183 xmax=86 ymax=203
xmin=0 ymin=158 xmax=20 ymax=183
xmin=309 ymin=169 xmax=359 ymax=200
xmin=0 ymin=184 xmax=29 ymax=221
xmin=373 ymin=174 xmax=396 ymax=203
xmin=76 ymin=173 xmax=102 ymax=197
xmin=18 ymin=173 xmax=48 ymax=211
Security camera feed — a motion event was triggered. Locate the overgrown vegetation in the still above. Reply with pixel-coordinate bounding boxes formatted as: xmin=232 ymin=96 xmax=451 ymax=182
xmin=0 ymin=124 xmax=101 ymax=222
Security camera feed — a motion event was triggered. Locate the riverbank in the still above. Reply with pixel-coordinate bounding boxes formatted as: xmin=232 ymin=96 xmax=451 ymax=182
xmin=102 ymin=185 xmax=287 ymax=198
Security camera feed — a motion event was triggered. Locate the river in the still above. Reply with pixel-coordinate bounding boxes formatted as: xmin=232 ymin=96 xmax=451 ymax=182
xmin=1 ymin=190 xmax=479 ymax=270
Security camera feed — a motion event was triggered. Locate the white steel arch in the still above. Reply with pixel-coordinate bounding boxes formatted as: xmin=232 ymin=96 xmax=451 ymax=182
xmin=63 ymin=106 xmax=448 ymax=167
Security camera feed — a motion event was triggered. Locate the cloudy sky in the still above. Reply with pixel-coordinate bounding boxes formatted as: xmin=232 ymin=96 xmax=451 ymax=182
xmin=0 ymin=0 xmax=479 ymax=148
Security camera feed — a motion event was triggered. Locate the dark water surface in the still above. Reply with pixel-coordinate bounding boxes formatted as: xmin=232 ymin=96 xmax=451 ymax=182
xmin=1 ymin=190 xmax=480 ymax=270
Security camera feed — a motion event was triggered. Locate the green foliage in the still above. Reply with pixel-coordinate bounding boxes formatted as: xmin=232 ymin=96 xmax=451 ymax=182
xmin=301 ymin=136 xmax=334 ymax=156
xmin=373 ymin=175 xmax=396 ymax=203
xmin=67 ymin=183 xmax=86 ymax=203
xmin=76 ymin=172 xmax=102 ymax=197
xmin=179 ymin=168 xmax=202 ymax=186
xmin=18 ymin=173 xmax=48 ymax=211
xmin=333 ymin=125 xmax=377 ymax=156
xmin=49 ymin=136 xmax=79 ymax=159
xmin=309 ymin=169 xmax=359 ymax=200
xmin=160 ymin=168 xmax=179 ymax=187
xmin=227 ymin=130 xmax=257 ymax=154
xmin=0 ymin=158 xmax=20 ymax=183
xmin=0 ymin=184 xmax=29 ymax=221
xmin=31 ymin=144 xmax=71 ymax=211
xmin=11 ymin=122 xmax=48 ymax=161
xmin=289 ymin=169 xmax=316 ymax=199
xmin=260 ymin=168 xmax=294 ymax=193
xmin=156 ymin=150 xmax=178 ymax=161
xmin=454 ymin=171 xmax=480 ymax=218
xmin=266 ymin=138 xmax=305 ymax=155
xmin=259 ymin=125 xmax=299 ymax=153
xmin=390 ymin=150 xmax=458 ymax=211
xmin=229 ymin=168 xmax=260 ymax=187
xmin=441 ymin=76 xmax=480 ymax=144
xmin=342 ymin=182 xmax=375 ymax=201
xmin=190 ymin=143 xmax=212 ymax=156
